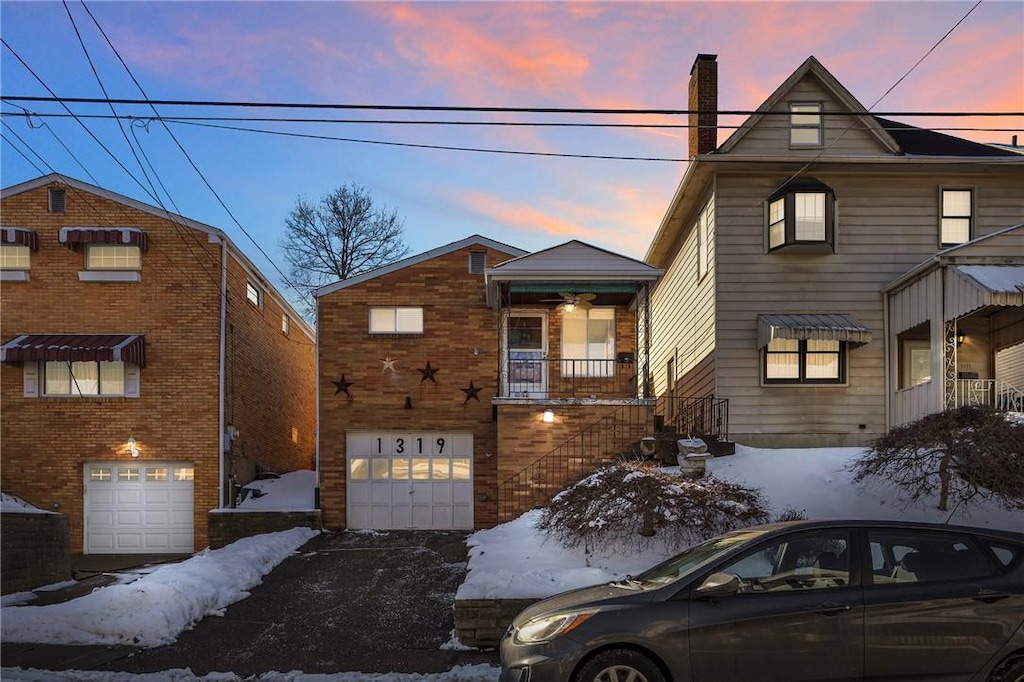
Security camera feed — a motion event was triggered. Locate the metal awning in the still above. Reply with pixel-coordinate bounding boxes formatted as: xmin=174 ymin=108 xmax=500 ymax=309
xmin=0 ymin=334 xmax=147 ymax=367
xmin=59 ymin=227 xmax=149 ymax=251
xmin=1 ymin=227 xmax=39 ymax=251
xmin=757 ymin=313 xmax=872 ymax=348
xmin=951 ymin=265 xmax=1024 ymax=307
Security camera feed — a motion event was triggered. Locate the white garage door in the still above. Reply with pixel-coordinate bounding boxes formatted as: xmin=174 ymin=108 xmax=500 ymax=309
xmin=346 ymin=432 xmax=473 ymax=530
xmin=84 ymin=462 xmax=194 ymax=554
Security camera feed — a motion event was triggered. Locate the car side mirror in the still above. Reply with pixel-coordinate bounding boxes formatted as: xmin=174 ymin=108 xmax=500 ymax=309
xmin=696 ymin=572 xmax=741 ymax=598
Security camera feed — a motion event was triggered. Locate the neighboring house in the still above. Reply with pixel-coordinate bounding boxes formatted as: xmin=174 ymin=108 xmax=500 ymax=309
xmin=646 ymin=54 xmax=1024 ymax=448
xmin=0 ymin=174 xmax=316 ymax=554
xmin=315 ymin=236 xmax=662 ymax=530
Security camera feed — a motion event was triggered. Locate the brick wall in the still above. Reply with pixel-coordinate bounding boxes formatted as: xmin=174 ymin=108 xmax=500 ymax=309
xmin=1 ymin=512 xmax=70 ymax=594
xmin=454 ymin=597 xmax=537 ymax=648
xmin=207 ymin=510 xmax=322 ymax=548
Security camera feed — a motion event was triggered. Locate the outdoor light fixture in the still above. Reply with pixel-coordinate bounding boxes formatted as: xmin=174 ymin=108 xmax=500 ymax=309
xmin=543 ymin=409 xmax=555 ymax=423
xmin=128 ymin=436 xmax=140 ymax=458
xmin=957 ymin=333 xmax=966 ymax=347
xmin=562 ymin=302 xmax=576 ymax=313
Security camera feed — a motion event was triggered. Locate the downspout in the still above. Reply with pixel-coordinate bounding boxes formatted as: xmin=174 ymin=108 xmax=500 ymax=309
xmin=218 ymin=237 xmax=228 ymax=508
xmin=314 ymin=297 xmax=321 ymax=509
xmin=883 ymin=290 xmax=890 ymax=432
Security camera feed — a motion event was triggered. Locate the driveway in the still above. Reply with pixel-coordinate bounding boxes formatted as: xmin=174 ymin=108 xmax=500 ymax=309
xmin=4 ymin=530 xmax=500 ymax=676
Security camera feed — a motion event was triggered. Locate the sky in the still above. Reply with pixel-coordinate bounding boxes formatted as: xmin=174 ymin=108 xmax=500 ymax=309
xmin=2 ymin=1 xmax=1022 ymax=298
xmin=3 ymin=443 xmax=1022 ymax=680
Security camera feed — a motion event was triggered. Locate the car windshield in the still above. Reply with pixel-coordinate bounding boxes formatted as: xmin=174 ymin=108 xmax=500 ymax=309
xmin=635 ymin=529 xmax=771 ymax=586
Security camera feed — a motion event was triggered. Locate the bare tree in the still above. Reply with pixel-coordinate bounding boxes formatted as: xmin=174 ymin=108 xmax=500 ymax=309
xmin=281 ymin=184 xmax=410 ymax=318
xmin=850 ymin=406 xmax=1024 ymax=513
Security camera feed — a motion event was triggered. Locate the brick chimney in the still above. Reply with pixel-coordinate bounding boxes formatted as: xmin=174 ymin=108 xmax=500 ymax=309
xmin=688 ymin=54 xmax=718 ymax=157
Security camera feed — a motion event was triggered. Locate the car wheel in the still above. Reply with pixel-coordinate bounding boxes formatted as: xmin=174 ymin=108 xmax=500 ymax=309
xmin=574 ymin=649 xmax=666 ymax=682
xmin=990 ymin=655 xmax=1024 ymax=682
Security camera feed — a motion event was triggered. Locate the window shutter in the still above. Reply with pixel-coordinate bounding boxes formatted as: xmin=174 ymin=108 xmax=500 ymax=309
xmin=23 ymin=361 xmax=39 ymax=397
xmin=124 ymin=363 xmax=141 ymax=398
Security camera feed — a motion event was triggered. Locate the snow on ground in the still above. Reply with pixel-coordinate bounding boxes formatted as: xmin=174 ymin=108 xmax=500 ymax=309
xmin=229 ymin=471 xmax=318 ymax=511
xmin=0 ymin=667 xmax=500 ymax=681
xmin=1 ymin=527 xmax=317 ymax=648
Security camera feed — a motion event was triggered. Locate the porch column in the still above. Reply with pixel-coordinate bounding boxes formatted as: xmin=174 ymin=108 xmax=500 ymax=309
xmin=943 ymin=319 xmax=958 ymax=409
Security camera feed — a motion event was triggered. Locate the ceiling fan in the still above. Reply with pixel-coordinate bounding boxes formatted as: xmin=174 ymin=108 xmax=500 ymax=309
xmin=539 ymin=292 xmax=596 ymax=312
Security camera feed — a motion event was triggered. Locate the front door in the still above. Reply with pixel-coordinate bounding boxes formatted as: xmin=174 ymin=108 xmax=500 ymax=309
xmin=503 ymin=312 xmax=548 ymax=398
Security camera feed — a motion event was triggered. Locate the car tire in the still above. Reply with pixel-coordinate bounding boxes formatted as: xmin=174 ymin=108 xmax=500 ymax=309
xmin=574 ymin=648 xmax=666 ymax=682
xmin=990 ymin=655 xmax=1024 ymax=682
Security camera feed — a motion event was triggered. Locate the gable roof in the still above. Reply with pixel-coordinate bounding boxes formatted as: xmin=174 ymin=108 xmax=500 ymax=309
xmin=486 ymin=240 xmax=662 ymax=281
xmin=718 ymin=56 xmax=900 ymax=155
xmin=313 ymin=235 xmax=527 ymax=297
xmin=873 ymin=117 xmax=1020 ymax=157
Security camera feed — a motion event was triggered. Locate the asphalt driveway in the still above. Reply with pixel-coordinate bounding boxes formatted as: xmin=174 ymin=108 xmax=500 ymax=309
xmin=3 ymin=530 xmax=500 ymax=676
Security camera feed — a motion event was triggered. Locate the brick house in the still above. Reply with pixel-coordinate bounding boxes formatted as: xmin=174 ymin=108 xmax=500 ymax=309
xmin=646 ymin=55 xmax=1024 ymax=448
xmin=0 ymin=174 xmax=316 ymax=553
xmin=315 ymin=236 xmax=662 ymax=530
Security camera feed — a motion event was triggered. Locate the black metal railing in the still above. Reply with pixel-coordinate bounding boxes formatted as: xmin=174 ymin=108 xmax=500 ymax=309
xmin=496 ymin=402 xmax=654 ymax=522
xmin=655 ymin=394 xmax=730 ymax=441
xmin=503 ymin=357 xmax=639 ymax=399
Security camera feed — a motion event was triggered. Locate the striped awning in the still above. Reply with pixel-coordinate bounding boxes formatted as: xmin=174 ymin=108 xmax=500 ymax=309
xmin=0 ymin=334 xmax=146 ymax=367
xmin=757 ymin=313 xmax=872 ymax=348
xmin=59 ymin=227 xmax=149 ymax=251
xmin=1 ymin=228 xmax=39 ymax=251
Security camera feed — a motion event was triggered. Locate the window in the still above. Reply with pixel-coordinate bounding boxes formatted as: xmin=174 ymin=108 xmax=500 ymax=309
xmin=118 ymin=468 xmax=140 ymax=482
xmin=246 ymin=281 xmax=262 ymax=308
xmin=173 ymin=467 xmax=194 ymax=481
xmin=146 ymin=468 xmax=168 ymax=481
xmin=767 ymin=180 xmax=835 ymax=252
xmin=561 ymin=307 xmax=615 ymax=377
xmin=90 ymin=468 xmax=112 ymax=481
xmin=697 ymin=202 xmax=710 ymax=279
xmin=790 ymin=102 xmax=823 ymax=146
xmin=869 ymin=531 xmax=993 ymax=585
xmin=940 ymin=188 xmax=973 ymax=246
xmin=722 ymin=531 xmax=851 ymax=593
xmin=85 ymin=245 xmax=141 ymax=270
xmin=48 ymin=187 xmax=66 ymax=213
xmin=901 ymin=340 xmax=931 ymax=389
xmin=469 ymin=251 xmax=487 ymax=274
xmin=282 ymin=314 xmax=290 ymax=335
xmin=43 ymin=360 xmax=129 ymax=396
xmin=369 ymin=307 xmax=423 ymax=334
xmin=1 ymin=245 xmax=30 ymax=270
xmin=764 ymin=338 xmax=845 ymax=384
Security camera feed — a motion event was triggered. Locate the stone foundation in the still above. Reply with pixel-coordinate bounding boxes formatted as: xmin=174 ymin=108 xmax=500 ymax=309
xmin=454 ymin=597 xmax=539 ymax=648
xmin=207 ymin=510 xmax=322 ymax=549
xmin=1 ymin=512 xmax=70 ymax=594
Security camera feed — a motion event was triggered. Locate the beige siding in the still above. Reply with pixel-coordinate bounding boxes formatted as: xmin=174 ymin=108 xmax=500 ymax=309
xmin=649 ymin=193 xmax=716 ymax=397
xmin=996 ymin=342 xmax=1024 ymax=391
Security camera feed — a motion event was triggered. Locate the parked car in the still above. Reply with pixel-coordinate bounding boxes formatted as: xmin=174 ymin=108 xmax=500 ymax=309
xmin=500 ymin=520 xmax=1024 ymax=682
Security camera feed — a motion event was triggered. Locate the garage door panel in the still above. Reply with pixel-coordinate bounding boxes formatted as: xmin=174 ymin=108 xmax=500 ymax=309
xmin=432 ymin=507 xmax=452 ymax=528
xmin=453 ymin=483 xmax=473 ymax=504
xmin=348 ymin=482 xmax=370 ymax=504
xmin=370 ymin=482 xmax=391 ymax=504
xmin=145 ymin=509 xmax=170 ymax=526
xmin=430 ymin=484 xmax=452 ymax=504
xmin=116 ymin=489 xmax=142 ymax=504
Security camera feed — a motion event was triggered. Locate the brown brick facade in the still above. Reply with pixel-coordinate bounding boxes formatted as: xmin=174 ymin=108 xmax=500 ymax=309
xmin=0 ymin=178 xmax=314 ymax=552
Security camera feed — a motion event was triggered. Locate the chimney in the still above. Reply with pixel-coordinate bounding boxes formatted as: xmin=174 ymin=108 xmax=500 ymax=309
xmin=689 ymin=54 xmax=718 ymax=157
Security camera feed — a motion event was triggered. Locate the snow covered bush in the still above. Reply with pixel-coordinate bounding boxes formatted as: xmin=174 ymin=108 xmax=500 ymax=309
xmin=538 ymin=460 xmax=770 ymax=553
xmin=851 ymin=406 xmax=1024 ymax=512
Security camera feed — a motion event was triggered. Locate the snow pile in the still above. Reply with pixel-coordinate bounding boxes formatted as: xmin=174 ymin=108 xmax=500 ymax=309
xmin=1 ymin=492 xmax=54 ymax=514
xmin=0 ymin=667 xmax=500 ymax=681
xmin=1 ymin=527 xmax=318 ymax=648
xmin=229 ymin=470 xmax=317 ymax=511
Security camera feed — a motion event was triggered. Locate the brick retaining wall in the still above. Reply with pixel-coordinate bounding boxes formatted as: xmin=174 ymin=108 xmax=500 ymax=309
xmin=207 ymin=510 xmax=322 ymax=549
xmin=454 ymin=598 xmax=538 ymax=648
xmin=1 ymin=512 xmax=70 ymax=595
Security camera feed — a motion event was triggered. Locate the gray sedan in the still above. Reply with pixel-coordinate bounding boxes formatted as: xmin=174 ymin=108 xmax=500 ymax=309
xmin=500 ymin=519 xmax=1024 ymax=682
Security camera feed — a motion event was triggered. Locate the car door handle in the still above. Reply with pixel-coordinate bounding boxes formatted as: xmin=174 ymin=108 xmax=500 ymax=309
xmin=813 ymin=601 xmax=852 ymax=617
xmin=973 ymin=589 xmax=1011 ymax=604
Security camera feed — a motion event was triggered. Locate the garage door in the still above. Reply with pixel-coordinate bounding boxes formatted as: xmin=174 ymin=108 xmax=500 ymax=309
xmin=84 ymin=462 xmax=194 ymax=554
xmin=346 ymin=432 xmax=473 ymax=530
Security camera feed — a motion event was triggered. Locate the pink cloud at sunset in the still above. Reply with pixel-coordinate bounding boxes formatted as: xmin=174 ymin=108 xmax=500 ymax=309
xmin=455 ymin=190 xmax=599 ymax=241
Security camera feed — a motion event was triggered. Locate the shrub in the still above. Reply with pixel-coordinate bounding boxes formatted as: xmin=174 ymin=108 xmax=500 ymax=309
xmin=850 ymin=406 xmax=1024 ymax=512
xmin=537 ymin=460 xmax=770 ymax=553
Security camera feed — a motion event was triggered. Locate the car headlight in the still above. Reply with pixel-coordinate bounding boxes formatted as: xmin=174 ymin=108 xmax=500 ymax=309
xmin=515 ymin=611 xmax=596 ymax=644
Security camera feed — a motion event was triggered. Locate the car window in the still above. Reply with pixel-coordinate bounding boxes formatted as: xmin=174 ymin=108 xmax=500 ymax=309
xmin=638 ymin=529 xmax=771 ymax=586
xmin=869 ymin=531 xmax=994 ymax=585
xmin=984 ymin=542 xmax=1019 ymax=568
xmin=720 ymin=532 xmax=851 ymax=593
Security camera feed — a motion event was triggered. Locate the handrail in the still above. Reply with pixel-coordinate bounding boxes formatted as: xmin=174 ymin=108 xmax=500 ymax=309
xmin=955 ymin=379 xmax=1024 ymax=412
xmin=655 ymin=394 xmax=730 ymax=442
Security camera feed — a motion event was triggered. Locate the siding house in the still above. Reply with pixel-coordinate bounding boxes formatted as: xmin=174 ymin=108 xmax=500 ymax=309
xmin=315 ymin=236 xmax=662 ymax=530
xmin=1 ymin=174 xmax=316 ymax=554
xmin=647 ymin=55 xmax=1024 ymax=448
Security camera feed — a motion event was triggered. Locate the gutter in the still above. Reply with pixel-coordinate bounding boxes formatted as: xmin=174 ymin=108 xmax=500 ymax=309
xmin=314 ymin=304 xmax=321 ymax=510
xmin=218 ymin=236 xmax=228 ymax=509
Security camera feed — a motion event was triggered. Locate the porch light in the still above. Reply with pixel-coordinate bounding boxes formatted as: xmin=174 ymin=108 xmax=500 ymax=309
xmin=128 ymin=436 xmax=140 ymax=458
xmin=562 ymin=302 xmax=576 ymax=313
xmin=543 ymin=409 xmax=555 ymax=423
xmin=956 ymin=333 xmax=966 ymax=347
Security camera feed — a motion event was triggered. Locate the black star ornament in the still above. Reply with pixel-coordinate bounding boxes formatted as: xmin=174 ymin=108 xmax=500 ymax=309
xmin=418 ymin=361 xmax=440 ymax=384
xmin=332 ymin=374 xmax=354 ymax=396
xmin=460 ymin=380 xmax=483 ymax=404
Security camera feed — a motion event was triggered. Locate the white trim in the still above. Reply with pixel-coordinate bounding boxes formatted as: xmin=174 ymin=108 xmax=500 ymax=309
xmin=0 ymin=270 xmax=29 ymax=282
xmin=78 ymin=270 xmax=141 ymax=282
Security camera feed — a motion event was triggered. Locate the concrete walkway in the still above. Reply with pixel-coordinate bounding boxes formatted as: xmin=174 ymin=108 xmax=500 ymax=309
xmin=2 ymin=530 xmax=500 ymax=676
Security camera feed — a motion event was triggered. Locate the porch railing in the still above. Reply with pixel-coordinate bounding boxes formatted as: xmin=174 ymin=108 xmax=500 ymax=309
xmin=654 ymin=394 xmax=730 ymax=442
xmin=503 ymin=357 xmax=639 ymax=399
xmin=954 ymin=379 xmax=1024 ymax=412
xmin=496 ymin=401 xmax=654 ymax=522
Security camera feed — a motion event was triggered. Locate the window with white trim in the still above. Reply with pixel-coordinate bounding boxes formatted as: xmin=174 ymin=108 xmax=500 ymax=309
xmin=790 ymin=102 xmax=823 ymax=147
xmin=0 ymin=245 xmax=30 ymax=270
xmin=697 ymin=201 xmax=710 ymax=279
xmin=41 ymin=360 xmax=137 ymax=396
xmin=940 ymin=188 xmax=973 ymax=247
xmin=767 ymin=180 xmax=835 ymax=252
xmin=85 ymin=245 xmax=141 ymax=270
xmin=561 ymin=307 xmax=615 ymax=377
xmin=763 ymin=338 xmax=846 ymax=384
xmin=282 ymin=314 xmax=290 ymax=335
xmin=369 ymin=307 xmax=423 ymax=334
xmin=246 ymin=281 xmax=263 ymax=308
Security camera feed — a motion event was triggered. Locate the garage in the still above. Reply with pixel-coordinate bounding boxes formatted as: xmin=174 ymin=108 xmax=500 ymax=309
xmin=84 ymin=461 xmax=194 ymax=554
xmin=346 ymin=432 xmax=473 ymax=530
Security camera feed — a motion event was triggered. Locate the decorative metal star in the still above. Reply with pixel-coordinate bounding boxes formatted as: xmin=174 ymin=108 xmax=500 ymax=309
xmin=460 ymin=380 xmax=483 ymax=404
xmin=332 ymin=374 xmax=354 ymax=396
xmin=380 ymin=356 xmax=398 ymax=374
xmin=418 ymin=361 xmax=440 ymax=384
